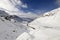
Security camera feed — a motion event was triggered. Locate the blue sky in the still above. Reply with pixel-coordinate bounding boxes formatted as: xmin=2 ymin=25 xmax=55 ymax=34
xmin=20 ymin=0 xmax=60 ymax=14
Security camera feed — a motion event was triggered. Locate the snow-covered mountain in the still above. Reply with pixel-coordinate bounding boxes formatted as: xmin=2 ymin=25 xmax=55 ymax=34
xmin=28 ymin=8 xmax=60 ymax=30
xmin=1 ymin=0 xmax=60 ymax=40
xmin=16 ymin=8 xmax=60 ymax=40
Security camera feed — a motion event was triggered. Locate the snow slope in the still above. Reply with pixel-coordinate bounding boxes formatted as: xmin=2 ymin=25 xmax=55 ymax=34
xmin=29 ymin=8 xmax=60 ymax=30
xmin=0 ymin=10 xmax=35 ymax=40
xmin=16 ymin=8 xmax=60 ymax=40
xmin=0 ymin=16 xmax=28 ymax=40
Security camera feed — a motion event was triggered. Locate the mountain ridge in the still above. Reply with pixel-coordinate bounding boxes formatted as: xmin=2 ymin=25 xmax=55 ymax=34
xmin=28 ymin=7 xmax=60 ymax=30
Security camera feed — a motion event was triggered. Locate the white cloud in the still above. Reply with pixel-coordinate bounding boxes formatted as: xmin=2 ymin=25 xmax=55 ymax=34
xmin=21 ymin=4 xmax=28 ymax=8
xmin=0 ymin=0 xmax=28 ymax=14
xmin=12 ymin=0 xmax=28 ymax=8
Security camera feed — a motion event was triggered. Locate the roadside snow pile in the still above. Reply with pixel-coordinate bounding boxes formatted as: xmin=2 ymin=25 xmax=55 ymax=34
xmin=16 ymin=8 xmax=60 ymax=40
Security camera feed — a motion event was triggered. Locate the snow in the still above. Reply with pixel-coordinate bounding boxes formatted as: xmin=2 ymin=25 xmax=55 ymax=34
xmin=28 ymin=8 xmax=60 ymax=30
xmin=16 ymin=32 xmax=32 ymax=40
xmin=0 ymin=16 xmax=28 ymax=40
xmin=1 ymin=0 xmax=60 ymax=40
xmin=0 ymin=0 xmax=38 ymax=40
xmin=30 ymin=29 xmax=60 ymax=40
xmin=16 ymin=29 xmax=60 ymax=40
xmin=16 ymin=8 xmax=60 ymax=40
xmin=0 ymin=8 xmax=36 ymax=40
